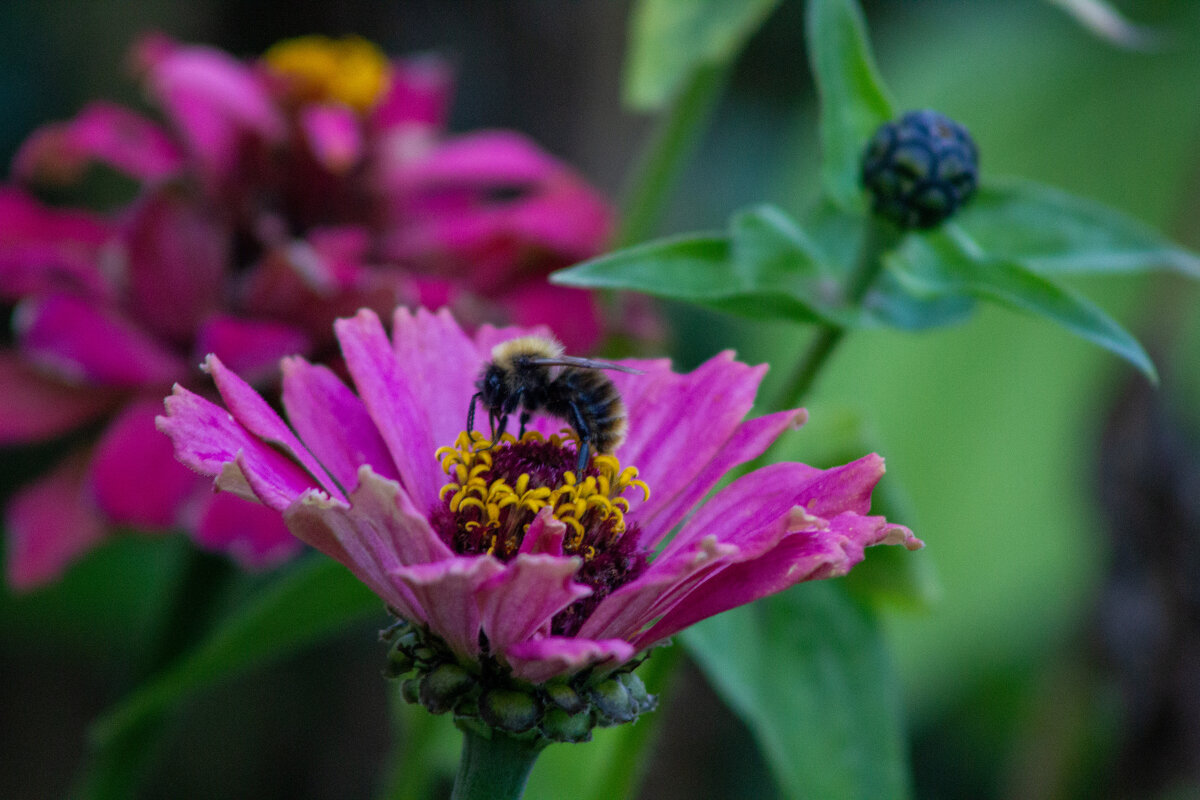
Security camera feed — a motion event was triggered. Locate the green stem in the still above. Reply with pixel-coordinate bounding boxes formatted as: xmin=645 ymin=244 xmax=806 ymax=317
xmin=451 ymin=728 xmax=546 ymax=800
xmin=770 ymin=216 xmax=899 ymax=410
xmin=614 ymin=63 xmax=729 ymax=249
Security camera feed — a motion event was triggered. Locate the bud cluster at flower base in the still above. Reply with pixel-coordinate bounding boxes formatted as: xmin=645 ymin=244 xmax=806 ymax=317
xmin=383 ymin=617 xmax=655 ymax=743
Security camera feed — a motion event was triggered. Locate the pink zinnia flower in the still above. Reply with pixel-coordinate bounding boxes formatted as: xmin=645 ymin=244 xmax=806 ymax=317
xmin=2 ymin=34 xmax=614 ymax=590
xmin=157 ymin=307 xmax=921 ymax=711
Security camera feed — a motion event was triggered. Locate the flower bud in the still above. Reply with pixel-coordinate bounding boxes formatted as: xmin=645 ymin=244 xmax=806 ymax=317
xmin=479 ymin=688 xmax=542 ymax=733
xmin=544 ymin=680 xmax=587 ymax=715
xmin=617 ymin=671 xmax=655 ymax=714
xmin=588 ymin=676 xmax=636 ymax=725
xmin=540 ymin=707 xmax=595 ymax=743
xmin=860 ymin=109 xmax=978 ymax=229
xmin=419 ymin=663 xmax=476 ymax=714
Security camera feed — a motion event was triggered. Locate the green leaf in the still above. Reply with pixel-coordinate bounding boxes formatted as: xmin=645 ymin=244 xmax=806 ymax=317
xmin=554 ymin=208 xmax=860 ymax=326
xmin=682 ymin=582 xmax=912 ymax=800
xmin=803 ymin=201 xmax=977 ymax=330
xmin=624 ymin=0 xmax=781 ymax=109
xmin=956 ymin=178 xmax=1200 ymax=277
xmin=88 ymin=557 xmax=380 ymax=748
xmin=806 ymin=0 xmax=895 ymax=208
xmin=887 ymin=226 xmax=1158 ymax=381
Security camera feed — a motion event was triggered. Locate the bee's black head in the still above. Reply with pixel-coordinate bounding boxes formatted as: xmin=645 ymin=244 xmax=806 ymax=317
xmin=477 ymin=363 xmax=508 ymax=410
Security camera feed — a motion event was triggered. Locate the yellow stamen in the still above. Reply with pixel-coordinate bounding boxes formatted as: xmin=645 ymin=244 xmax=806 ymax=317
xmin=263 ymin=35 xmax=392 ymax=112
xmin=436 ymin=429 xmax=650 ymax=561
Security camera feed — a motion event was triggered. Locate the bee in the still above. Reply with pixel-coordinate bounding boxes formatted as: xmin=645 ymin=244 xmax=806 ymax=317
xmin=467 ymin=336 xmax=640 ymax=473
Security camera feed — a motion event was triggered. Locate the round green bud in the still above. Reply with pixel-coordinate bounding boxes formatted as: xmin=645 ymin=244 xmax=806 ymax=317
xmin=588 ymin=677 xmax=635 ymax=725
xmin=540 ymin=707 xmax=595 ymax=743
xmin=544 ymin=680 xmax=587 ymax=715
xmin=419 ymin=663 xmax=476 ymax=714
xmin=479 ymin=688 xmax=542 ymax=733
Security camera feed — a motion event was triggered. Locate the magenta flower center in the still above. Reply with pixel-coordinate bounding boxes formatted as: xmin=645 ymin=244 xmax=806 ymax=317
xmin=431 ymin=430 xmax=651 ymax=635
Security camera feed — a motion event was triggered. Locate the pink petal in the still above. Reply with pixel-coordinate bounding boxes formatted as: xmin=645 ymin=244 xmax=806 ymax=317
xmin=392 ymin=556 xmax=505 ymax=659
xmin=389 ymin=306 xmax=486 ymax=449
xmin=89 ymin=400 xmax=200 ymax=529
xmin=635 ymin=407 xmax=808 ymax=550
xmin=193 ymin=491 xmax=303 ymax=568
xmin=156 ymin=384 xmax=318 ymax=511
xmin=632 ymin=513 xmax=918 ymax=650
xmin=203 ymin=355 xmax=342 ymax=499
xmin=12 ymin=101 xmax=184 ymax=184
xmin=334 ymin=309 xmax=440 ymax=508
xmin=0 ymin=188 xmax=114 ymax=301
xmin=372 ymin=56 xmax=453 ymax=130
xmin=5 ymin=451 xmax=107 ymax=591
xmin=476 ymin=554 xmax=590 ymax=656
xmin=299 ymin=104 xmax=363 ymax=173
xmin=609 ymin=351 xmax=765 ymax=523
xmin=0 ymin=351 xmax=118 ymax=444
xmin=139 ymin=34 xmax=284 ymax=179
xmin=15 ymin=293 xmax=185 ymax=387
xmin=120 ymin=188 xmax=228 ymax=340
xmin=517 ymin=509 xmax=568 ymax=556
xmin=195 ymin=315 xmax=311 ymax=385
xmin=499 ymin=283 xmax=603 ymax=354
xmin=506 ymin=637 xmax=636 ymax=684
xmin=283 ymin=467 xmax=454 ymax=623
xmin=280 ymin=355 xmax=399 ymax=490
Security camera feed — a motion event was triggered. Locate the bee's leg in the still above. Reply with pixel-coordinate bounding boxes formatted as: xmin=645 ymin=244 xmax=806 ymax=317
xmin=493 ymin=411 xmax=509 ymax=441
xmin=518 ymin=410 xmax=531 ymax=439
xmin=466 ymin=392 xmax=481 ymax=434
xmin=566 ymin=400 xmax=591 ymax=473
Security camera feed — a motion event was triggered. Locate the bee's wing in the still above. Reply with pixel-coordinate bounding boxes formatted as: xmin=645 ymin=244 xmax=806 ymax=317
xmin=529 ymin=356 xmax=643 ymax=374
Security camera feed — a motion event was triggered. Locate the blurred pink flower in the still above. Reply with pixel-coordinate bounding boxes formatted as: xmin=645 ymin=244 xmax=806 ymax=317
xmin=158 ymin=307 xmax=921 ymax=683
xmin=3 ymin=34 xmax=614 ymax=590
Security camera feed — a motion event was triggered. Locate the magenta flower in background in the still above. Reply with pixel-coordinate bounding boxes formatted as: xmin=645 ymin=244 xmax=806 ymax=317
xmin=2 ymin=34 xmax=615 ymax=590
xmin=158 ymin=307 xmax=921 ymax=691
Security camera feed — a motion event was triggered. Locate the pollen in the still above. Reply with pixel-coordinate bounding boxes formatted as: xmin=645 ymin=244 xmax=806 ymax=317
xmin=434 ymin=429 xmax=649 ymax=560
xmin=263 ymin=35 xmax=392 ymax=112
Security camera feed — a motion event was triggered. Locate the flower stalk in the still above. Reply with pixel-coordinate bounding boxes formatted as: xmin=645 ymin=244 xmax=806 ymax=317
xmin=771 ymin=214 xmax=900 ymax=410
xmin=451 ymin=726 xmax=547 ymax=800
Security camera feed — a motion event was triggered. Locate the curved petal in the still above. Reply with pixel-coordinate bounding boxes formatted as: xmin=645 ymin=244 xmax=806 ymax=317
xmin=608 ymin=351 xmax=766 ymax=523
xmin=89 ymin=399 xmax=200 ymax=529
xmin=157 ymin=384 xmax=318 ymax=511
xmin=635 ymin=407 xmax=808 ymax=550
xmin=282 ymin=467 xmax=454 ymax=624
xmin=392 ymin=556 xmax=505 ymax=659
xmin=203 ymin=354 xmax=341 ymax=499
xmin=0 ymin=188 xmax=113 ymax=301
xmin=138 ymin=34 xmax=284 ymax=179
xmin=12 ymin=101 xmax=184 ymax=184
xmin=334 ymin=309 xmax=440 ymax=508
xmin=0 ymin=351 xmax=118 ymax=444
xmin=506 ymin=637 xmax=635 ymax=684
xmin=632 ymin=512 xmax=919 ymax=650
xmin=372 ymin=55 xmax=453 ymax=130
xmin=389 ymin=306 xmax=487 ymax=449
xmin=193 ymin=490 xmax=303 ymax=568
xmin=5 ymin=451 xmax=107 ymax=591
xmin=477 ymin=554 xmax=589 ymax=656
xmin=121 ymin=188 xmax=228 ymax=340
xmin=15 ymin=293 xmax=186 ymax=388
xmin=280 ymin=356 xmax=400 ymax=491
xmin=299 ymin=104 xmax=363 ymax=173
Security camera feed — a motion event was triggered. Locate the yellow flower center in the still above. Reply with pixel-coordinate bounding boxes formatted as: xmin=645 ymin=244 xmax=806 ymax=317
xmin=263 ymin=35 xmax=392 ymax=112
xmin=435 ymin=430 xmax=650 ymax=561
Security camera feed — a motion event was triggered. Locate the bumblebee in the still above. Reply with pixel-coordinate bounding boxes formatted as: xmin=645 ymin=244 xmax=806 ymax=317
xmin=467 ymin=336 xmax=640 ymax=473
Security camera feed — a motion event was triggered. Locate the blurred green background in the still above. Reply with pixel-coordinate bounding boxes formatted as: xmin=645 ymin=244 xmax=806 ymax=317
xmin=3 ymin=2 xmax=1200 ymax=798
